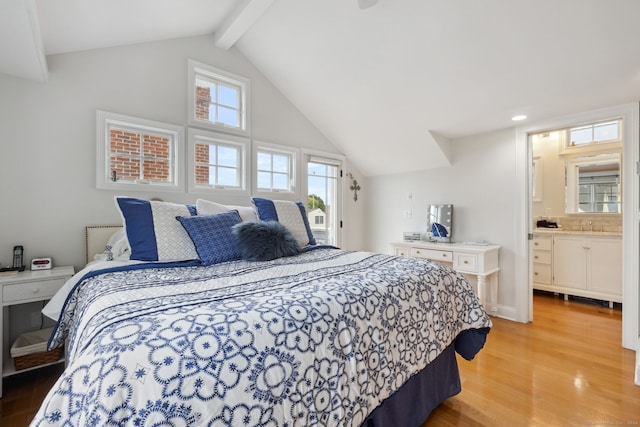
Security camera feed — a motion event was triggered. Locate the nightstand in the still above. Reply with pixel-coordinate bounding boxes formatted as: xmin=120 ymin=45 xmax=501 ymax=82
xmin=0 ymin=266 xmax=74 ymax=397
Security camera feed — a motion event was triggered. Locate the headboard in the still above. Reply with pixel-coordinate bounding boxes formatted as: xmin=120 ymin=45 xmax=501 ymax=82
xmin=85 ymin=225 xmax=123 ymax=264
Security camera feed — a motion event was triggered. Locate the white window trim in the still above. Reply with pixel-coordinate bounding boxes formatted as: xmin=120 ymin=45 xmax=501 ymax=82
xmin=187 ymin=128 xmax=250 ymax=195
xmin=187 ymin=59 xmax=250 ymax=137
xmin=96 ymin=110 xmax=184 ymax=192
xmin=253 ymin=140 xmax=299 ymax=199
xmin=302 ymin=148 xmax=346 ymax=248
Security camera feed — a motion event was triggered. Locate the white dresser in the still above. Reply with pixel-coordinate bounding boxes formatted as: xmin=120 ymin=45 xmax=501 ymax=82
xmin=390 ymin=241 xmax=500 ymax=315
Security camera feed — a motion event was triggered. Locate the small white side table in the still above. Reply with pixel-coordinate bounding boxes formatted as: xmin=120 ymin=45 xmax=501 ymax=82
xmin=0 ymin=266 xmax=74 ymax=397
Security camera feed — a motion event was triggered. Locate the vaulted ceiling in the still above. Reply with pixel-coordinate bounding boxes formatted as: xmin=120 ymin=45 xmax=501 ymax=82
xmin=3 ymin=0 xmax=640 ymax=176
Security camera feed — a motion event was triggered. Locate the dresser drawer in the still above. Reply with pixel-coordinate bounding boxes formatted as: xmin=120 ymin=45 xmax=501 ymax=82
xmin=532 ymin=250 xmax=551 ymax=264
xmin=454 ymin=253 xmax=478 ymax=273
xmin=410 ymin=248 xmax=453 ymax=262
xmin=533 ymin=263 xmax=552 ymax=284
xmin=395 ymin=247 xmax=410 ymax=257
xmin=3 ymin=277 xmax=66 ymax=303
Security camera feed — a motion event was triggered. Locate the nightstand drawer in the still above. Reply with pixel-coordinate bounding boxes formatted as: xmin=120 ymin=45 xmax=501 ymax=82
xmin=454 ymin=253 xmax=478 ymax=273
xmin=3 ymin=278 xmax=66 ymax=303
xmin=411 ymin=248 xmax=453 ymax=262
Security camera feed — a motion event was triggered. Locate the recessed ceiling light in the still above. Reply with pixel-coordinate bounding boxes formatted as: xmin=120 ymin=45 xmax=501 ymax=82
xmin=511 ymin=115 xmax=527 ymax=121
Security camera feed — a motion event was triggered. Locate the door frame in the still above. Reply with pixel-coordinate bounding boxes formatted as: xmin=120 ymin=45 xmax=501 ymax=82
xmin=514 ymin=103 xmax=639 ymax=352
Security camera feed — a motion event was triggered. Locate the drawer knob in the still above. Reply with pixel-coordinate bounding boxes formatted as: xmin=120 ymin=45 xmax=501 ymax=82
xmin=534 ymin=272 xmax=539 ymax=276
xmin=463 ymin=260 xmax=468 ymax=264
xmin=534 ymin=255 xmax=539 ymax=259
xmin=416 ymin=250 xmax=421 ymax=254
xmin=534 ymin=242 xmax=539 ymax=246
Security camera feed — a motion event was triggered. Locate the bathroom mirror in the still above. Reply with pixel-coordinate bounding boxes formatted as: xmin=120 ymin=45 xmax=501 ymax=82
xmin=565 ymin=152 xmax=621 ymax=214
xmin=427 ymin=204 xmax=453 ymax=242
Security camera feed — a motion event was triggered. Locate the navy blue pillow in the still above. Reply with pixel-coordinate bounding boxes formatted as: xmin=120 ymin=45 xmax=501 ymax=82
xmin=232 ymin=221 xmax=302 ymax=261
xmin=176 ymin=211 xmax=242 ymax=265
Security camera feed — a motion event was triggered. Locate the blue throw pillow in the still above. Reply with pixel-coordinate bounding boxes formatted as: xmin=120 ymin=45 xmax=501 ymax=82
xmin=176 ymin=211 xmax=243 ymax=265
xmin=232 ymin=221 xmax=302 ymax=261
xmin=115 ymin=197 xmax=198 ymax=261
xmin=251 ymin=198 xmax=316 ymax=247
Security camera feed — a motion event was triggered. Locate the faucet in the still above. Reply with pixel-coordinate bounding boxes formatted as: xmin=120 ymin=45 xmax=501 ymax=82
xmin=589 ymin=221 xmax=592 ymax=232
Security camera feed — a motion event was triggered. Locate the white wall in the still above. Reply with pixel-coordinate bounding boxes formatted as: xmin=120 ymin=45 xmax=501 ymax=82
xmin=0 ymin=35 xmax=364 ymax=273
xmin=365 ymin=128 xmax=518 ymax=316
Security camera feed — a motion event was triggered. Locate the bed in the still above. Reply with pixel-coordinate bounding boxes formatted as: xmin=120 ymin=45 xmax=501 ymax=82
xmin=32 ymin=197 xmax=491 ymax=427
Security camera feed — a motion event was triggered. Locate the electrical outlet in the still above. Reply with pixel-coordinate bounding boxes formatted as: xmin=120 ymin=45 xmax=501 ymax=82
xmin=403 ymin=210 xmax=412 ymax=219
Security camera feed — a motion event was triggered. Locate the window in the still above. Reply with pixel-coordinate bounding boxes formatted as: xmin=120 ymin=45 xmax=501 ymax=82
xmin=303 ymin=150 xmax=344 ymax=247
xmin=253 ymin=142 xmax=297 ymax=194
xmin=96 ymin=111 xmax=184 ymax=192
xmin=188 ymin=59 xmax=250 ymax=136
xmin=187 ymin=128 xmax=248 ymax=193
xmin=567 ymin=120 xmax=620 ymax=148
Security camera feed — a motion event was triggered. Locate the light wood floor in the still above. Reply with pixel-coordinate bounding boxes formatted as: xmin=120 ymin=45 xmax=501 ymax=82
xmin=0 ymin=293 xmax=638 ymax=426
xmin=423 ymin=293 xmax=639 ymax=426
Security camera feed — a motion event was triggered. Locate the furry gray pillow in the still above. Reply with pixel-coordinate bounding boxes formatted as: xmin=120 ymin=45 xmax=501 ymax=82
xmin=232 ymin=220 xmax=302 ymax=261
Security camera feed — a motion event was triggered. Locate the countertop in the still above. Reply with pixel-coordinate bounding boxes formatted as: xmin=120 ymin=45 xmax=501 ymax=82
xmin=534 ymin=228 xmax=621 ymax=237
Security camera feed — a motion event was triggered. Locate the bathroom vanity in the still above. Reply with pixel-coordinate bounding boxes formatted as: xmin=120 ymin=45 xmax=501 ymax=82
xmin=533 ymin=229 xmax=622 ymax=307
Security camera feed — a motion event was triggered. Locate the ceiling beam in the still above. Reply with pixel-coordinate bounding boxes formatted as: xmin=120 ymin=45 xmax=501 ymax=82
xmin=213 ymin=0 xmax=275 ymax=50
xmin=0 ymin=0 xmax=48 ymax=82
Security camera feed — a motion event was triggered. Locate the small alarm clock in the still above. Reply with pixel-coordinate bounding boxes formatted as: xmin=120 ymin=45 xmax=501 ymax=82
xmin=31 ymin=258 xmax=53 ymax=270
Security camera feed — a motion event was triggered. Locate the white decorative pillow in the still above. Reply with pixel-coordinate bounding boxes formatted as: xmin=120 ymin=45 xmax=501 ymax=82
xmin=115 ymin=197 xmax=199 ymax=262
xmin=251 ymin=198 xmax=316 ymax=247
xmin=196 ymin=199 xmax=258 ymax=222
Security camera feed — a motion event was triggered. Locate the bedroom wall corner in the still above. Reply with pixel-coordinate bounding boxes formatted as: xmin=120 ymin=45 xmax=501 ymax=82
xmin=363 ymin=128 xmax=519 ymax=319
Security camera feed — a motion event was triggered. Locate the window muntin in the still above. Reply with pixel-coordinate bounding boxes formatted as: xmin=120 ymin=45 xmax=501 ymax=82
xmin=254 ymin=143 xmax=297 ymax=194
xmin=188 ymin=128 xmax=248 ymax=193
xmin=188 ymin=59 xmax=249 ymax=136
xmin=97 ymin=111 xmax=183 ymax=192
xmin=568 ymin=120 xmax=620 ymax=147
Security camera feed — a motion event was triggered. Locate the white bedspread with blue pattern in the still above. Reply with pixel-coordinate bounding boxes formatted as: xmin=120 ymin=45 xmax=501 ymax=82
xmin=33 ymin=248 xmax=491 ymax=427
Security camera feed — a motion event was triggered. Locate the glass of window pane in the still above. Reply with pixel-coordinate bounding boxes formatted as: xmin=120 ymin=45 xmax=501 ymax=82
xmin=218 ymin=146 xmax=238 ymax=167
xmin=570 ymin=127 xmax=592 ymax=145
xmin=273 ymin=173 xmax=288 ymax=190
xmin=218 ymin=85 xmax=238 ymax=108
xmin=218 ymin=167 xmax=238 ymax=187
xmin=272 ymin=154 xmax=289 ymax=173
xmin=257 ymin=171 xmax=271 ymax=189
xmin=594 ymin=122 xmax=618 ymax=142
xmin=257 ymin=152 xmax=271 ymax=170
xmin=142 ymin=159 xmax=170 ymax=182
xmin=218 ymin=106 xmax=239 ymax=127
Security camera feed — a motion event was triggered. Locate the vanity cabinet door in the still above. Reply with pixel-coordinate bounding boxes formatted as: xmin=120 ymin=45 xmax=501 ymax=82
xmin=552 ymin=235 xmax=587 ymax=290
xmin=587 ymin=237 xmax=622 ymax=296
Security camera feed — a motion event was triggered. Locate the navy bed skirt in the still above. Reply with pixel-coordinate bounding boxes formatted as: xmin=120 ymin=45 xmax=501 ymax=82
xmin=362 ymin=327 xmax=489 ymax=427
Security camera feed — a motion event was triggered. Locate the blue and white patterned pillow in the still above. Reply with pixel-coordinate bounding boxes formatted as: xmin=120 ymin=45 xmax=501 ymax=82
xmin=115 ymin=197 xmax=198 ymax=262
xmin=176 ymin=211 xmax=243 ymax=265
xmin=251 ymin=198 xmax=316 ymax=247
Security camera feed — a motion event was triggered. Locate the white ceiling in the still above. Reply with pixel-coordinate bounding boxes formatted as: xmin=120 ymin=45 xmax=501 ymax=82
xmin=2 ymin=0 xmax=640 ymax=176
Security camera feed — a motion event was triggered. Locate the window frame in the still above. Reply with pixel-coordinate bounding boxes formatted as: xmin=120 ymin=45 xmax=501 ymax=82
xmin=253 ymin=141 xmax=298 ymax=197
xmin=561 ymin=118 xmax=622 ymax=155
xmin=187 ymin=128 xmax=249 ymax=195
xmin=96 ymin=110 xmax=184 ymax=192
xmin=188 ymin=59 xmax=250 ymax=137
xmin=302 ymin=149 xmax=346 ymax=248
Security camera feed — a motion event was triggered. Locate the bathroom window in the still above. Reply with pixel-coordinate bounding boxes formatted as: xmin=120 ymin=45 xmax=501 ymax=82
xmin=566 ymin=120 xmax=620 ymax=148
